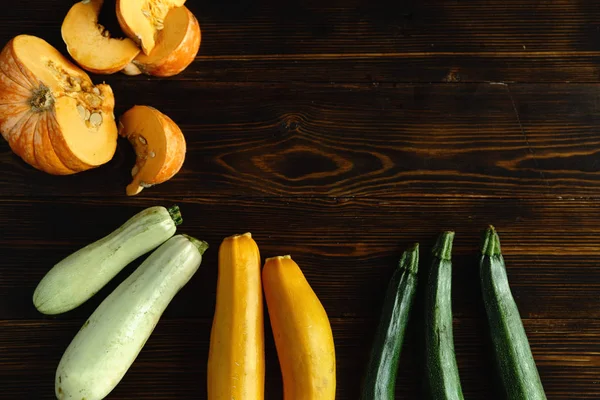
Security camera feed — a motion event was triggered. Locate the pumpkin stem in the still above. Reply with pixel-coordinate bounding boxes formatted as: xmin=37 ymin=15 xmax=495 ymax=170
xmin=30 ymin=84 xmax=54 ymax=112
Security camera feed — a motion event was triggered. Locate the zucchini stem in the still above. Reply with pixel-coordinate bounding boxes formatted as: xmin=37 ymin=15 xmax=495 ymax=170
xmin=481 ymin=225 xmax=502 ymax=256
xmin=433 ymin=231 xmax=454 ymax=261
xmin=183 ymin=235 xmax=209 ymax=255
xmin=168 ymin=205 xmax=183 ymax=226
xmin=400 ymin=243 xmax=420 ymax=274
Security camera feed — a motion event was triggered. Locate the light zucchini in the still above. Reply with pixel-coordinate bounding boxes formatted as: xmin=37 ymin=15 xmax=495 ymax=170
xmin=55 ymin=234 xmax=208 ymax=400
xmin=33 ymin=205 xmax=182 ymax=315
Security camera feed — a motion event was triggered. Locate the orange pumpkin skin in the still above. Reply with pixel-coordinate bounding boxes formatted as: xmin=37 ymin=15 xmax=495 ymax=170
xmin=131 ymin=6 xmax=201 ymax=77
xmin=0 ymin=36 xmax=117 ymax=175
xmin=118 ymin=105 xmax=186 ymax=196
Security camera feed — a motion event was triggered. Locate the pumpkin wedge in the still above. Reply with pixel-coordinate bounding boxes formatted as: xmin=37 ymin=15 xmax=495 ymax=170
xmin=62 ymin=0 xmax=140 ymax=75
xmin=118 ymin=105 xmax=186 ymax=196
xmin=123 ymin=6 xmax=200 ymax=77
xmin=263 ymin=255 xmax=336 ymax=400
xmin=207 ymin=233 xmax=265 ymax=400
xmin=117 ymin=0 xmax=186 ymax=55
xmin=0 ymin=35 xmax=118 ymax=175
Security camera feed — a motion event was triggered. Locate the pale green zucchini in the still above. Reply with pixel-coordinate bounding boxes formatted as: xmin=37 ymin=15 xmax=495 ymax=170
xmin=33 ymin=205 xmax=182 ymax=315
xmin=55 ymin=234 xmax=208 ymax=400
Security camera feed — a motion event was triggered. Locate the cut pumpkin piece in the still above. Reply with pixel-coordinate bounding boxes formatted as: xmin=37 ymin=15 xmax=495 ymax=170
xmin=62 ymin=0 xmax=141 ymax=74
xmin=119 ymin=105 xmax=186 ymax=196
xmin=0 ymin=35 xmax=118 ymax=175
xmin=117 ymin=0 xmax=186 ymax=55
xmin=124 ymin=6 xmax=200 ymax=77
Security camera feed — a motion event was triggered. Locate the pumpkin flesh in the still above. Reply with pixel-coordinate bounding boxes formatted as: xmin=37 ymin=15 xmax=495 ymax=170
xmin=0 ymin=35 xmax=117 ymax=174
xmin=127 ymin=6 xmax=200 ymax=77
xmin=62 ymin=0 xmax=141 ymax=74
xmin=117 ymin=0 xmax=186 ymax=55
xmin=118 ymin=105 xmax=186 ymax=195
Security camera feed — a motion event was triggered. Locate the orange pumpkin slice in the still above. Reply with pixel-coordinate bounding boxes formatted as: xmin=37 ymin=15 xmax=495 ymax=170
xmin=117 ymin=0 xmax=186 ymax=55
xmin=123 ymin=6 xmax=200 ymax=77
xmin=0 ymin=35 xmax=118 ymax=175
xmin=62 ymin=0 xmax=140 ymax=75
xmin=118 ymin=105 xmax=186 ymax=196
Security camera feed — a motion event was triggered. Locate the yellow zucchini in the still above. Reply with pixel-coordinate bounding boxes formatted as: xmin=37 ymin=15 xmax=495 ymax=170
xmin=207 ymin=233 xmax=264 ymax=400
xmin=262 ymin=255 xmax=336 ymax=400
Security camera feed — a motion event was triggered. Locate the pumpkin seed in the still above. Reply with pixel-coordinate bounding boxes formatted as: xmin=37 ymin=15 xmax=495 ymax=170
xmin=85 ymin=93 xmax=102 ymax=108
xmin=138 ymin=136 xmax=147 ymax=145
xmin=89 ymin=113 xmax=103 ymax=126
xmin=77 ymin=105 xmax=86 ymax=120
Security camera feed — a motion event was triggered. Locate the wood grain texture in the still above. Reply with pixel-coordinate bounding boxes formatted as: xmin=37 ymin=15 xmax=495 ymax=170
xmin=1 ymin=318 xmax=598 ymax=399
xmin=167 ymin=55 xmax=600 ymax=84
xmin=1 ymin=82 xmax=600 ymax=198
xmin=0 ymin=0 xmax=598 ymax=399
xmin=0 ymin=0 xmax=598 ymax=83
xmin=2 ymin=197 xmax=600 ymax=321
xmin=3 ymin=0 xmax=598 ymax=54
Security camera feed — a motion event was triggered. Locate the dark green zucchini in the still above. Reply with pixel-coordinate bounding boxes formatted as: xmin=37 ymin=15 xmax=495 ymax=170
xmin=361 ymin=244 xmax=420 ymax=400
xmin=480 ymin=226 xmax=547 ymax=400
xmin=425 ymin=231 xmax=464 ymax=400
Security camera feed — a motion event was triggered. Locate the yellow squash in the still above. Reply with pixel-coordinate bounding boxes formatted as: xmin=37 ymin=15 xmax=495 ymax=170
xmin=207 ymin=233 xmax=264 ymax=400
xmin=262 ymin=255 xmax=336 ymax=400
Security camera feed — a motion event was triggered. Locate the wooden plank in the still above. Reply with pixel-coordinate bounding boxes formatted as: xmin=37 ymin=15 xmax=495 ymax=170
xmin=193 ymin=0 xmax=600 ymax=54
xmin=165 ymin=55 xmax=600 ymax=84
xmin=1 ymin=82 xmax=599 ymax=198
xmin=1 ymin=318 xmax=598 ymax=399
xmin=2 ymin=197 xmax=600 ymax=320
xmin=0 ymin=1 xmax=598 ymax=83
xmin=5 ymin=0 xmax=597 ymax=54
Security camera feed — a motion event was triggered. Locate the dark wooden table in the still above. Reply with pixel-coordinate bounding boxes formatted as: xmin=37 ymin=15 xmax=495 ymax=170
xmin=1 ymin=0 xmax=599 ymax=398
